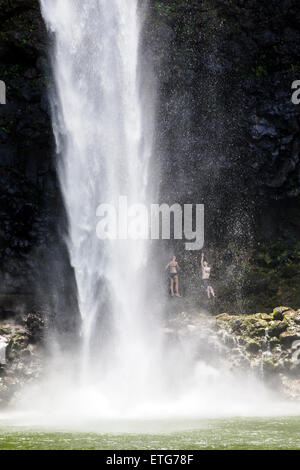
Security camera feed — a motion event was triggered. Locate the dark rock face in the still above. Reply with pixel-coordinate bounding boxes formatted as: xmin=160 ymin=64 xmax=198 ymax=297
xmin=0 ymin=0 xmax=80 ymax=332
xmin=147 ymin=0 xmax=300 ymax=205
xmin=0 ymin=0 xmax=53 ymax=291
xmin=144 ymin=0 xmax=300 ymax=311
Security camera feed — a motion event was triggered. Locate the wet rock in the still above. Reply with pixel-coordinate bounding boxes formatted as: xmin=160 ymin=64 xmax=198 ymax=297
xmin=273 ymin=309 xmax=285 ymax=321
xmin=7 ymin=333 xmax=29 ymax=360
xmin=232 ymin=319 xmax=242 ymax=332
xmin=0 ymin=313 xmax=44 ymax=405
xmin=279 ymin=331 xmax=300 ymax=348
xmin=269 ymin=337 xmax=280 ymax=350
xmin=258 ymin=313 xmax=272 ymax=321
xmin=268 ymin=321 xmax=288 ymax=338
xmin=209 ymin=306 xmax=300 ymax=398
xmin=24 ymin=313 xmax=45 ymax=343
xmin=245 ymin=339 xmax=260 ymax=354
xmin=273 ymin=306 xmax=293 ymax=321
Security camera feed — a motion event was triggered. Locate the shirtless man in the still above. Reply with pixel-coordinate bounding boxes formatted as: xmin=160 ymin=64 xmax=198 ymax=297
xmin=201 ymin=252 xmax=215 ymax=299
xmin=165 ymin=256 xmax=181 ymax=297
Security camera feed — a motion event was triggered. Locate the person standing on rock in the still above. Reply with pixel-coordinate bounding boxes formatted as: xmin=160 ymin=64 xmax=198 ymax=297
xmin=165 ymin=256 xmax=181 ymax=297
xmin=201 ymin=252 xmax=215 ymax=299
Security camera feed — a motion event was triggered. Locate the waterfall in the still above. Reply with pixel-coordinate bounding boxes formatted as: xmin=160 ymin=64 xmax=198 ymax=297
xmin=40 ymin=0 xmax=162 ymax=407
xmin=24 ymin=0 xmax=286 ymax=425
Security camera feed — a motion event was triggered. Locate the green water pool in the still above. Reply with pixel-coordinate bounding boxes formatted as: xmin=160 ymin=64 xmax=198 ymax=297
xmin=0 ymin=416 xmax=300 ymax=450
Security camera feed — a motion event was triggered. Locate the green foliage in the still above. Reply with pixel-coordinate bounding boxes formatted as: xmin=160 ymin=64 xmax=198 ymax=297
xmin=154 ymin=1 xmax=175 ymax=17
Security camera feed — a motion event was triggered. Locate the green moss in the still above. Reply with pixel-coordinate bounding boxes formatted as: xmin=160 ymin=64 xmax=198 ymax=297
xmin=268 ymin=320 xmax=288 ymax=338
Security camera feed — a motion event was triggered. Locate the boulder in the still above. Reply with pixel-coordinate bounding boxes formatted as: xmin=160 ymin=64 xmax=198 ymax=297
xmin=279 ymin=331 xmax=300 ymax=347
xmin=258 ymin=313 xmax=272 ymax=321
xmin=268 ymin=320 xmax=288 ymax=337
xmin=294 ymin=315 xmax=300 ymax=325
xmin=269 ymin=337 xmax=280 ymax=349
xmin=24 ymin=313 xmax=45 ymax=343
xmin=245 ymin=339 xmax=261 ymax=354
xmin=6 ymin=332 xmax=30 ymax=361
xmin=273 ymin=306 xmax=291 ymax=320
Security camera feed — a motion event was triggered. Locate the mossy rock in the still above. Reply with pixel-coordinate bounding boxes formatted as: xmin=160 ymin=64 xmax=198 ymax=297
xmin=269 ymin=337 xmax=280 ymax=349
xmin=8 ymin=334 xmax=29 ymax=354
xmin=279 ymin=332 xmax=300 ymax=347
xmin=215 ymin=314 xmax=234 ymax=330
xmin=273 ymin=307 xmax=293 ymax=321
xmin=268 ymin=320 xmax=288 ymax=338
xmin=0 ymin=328 xmax=11 ymax=335
xmin=231 ymin=319 xmax=244 ymax=332
xmin=256 ymin=327 xmax=268 ymax=338
xmin=273 ymin=311 xmax=284 ymax=321
xmin=247 ymin=316 xmax=259 ymax=324
xmin=245 ymin=339 xmax=260 ymax=354
xmin=216 ymin=313 xmax=232 ymax=321
xmin=255 ymin=320 xmax=268 ymax=329
xmin=258 ymin=313 xmax=272 ymax=321
xmin=246 ymin=319 xmax=268 ymax=338
xmin=284 ymin=311 xmax=297 ymax=322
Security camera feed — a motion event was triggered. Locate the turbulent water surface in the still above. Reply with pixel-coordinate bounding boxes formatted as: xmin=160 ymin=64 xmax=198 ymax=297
xmin=1 ymin=417 xmax=300 ymax=450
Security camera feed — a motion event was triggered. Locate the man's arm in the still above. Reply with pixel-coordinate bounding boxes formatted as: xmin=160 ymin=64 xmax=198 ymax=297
xmin=201 ymin=253 xmax=205 ymax=268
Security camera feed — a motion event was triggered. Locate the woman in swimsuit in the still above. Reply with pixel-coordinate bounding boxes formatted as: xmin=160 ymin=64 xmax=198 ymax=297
xmin=201 ymin=252 xmax=215 ymax=299
xmin=165 ymin=256 xmax=181 ymax=297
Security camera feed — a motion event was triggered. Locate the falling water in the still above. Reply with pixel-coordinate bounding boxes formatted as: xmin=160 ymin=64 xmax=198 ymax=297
xmin=39 ymin=0 xmax=163 ymax=407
